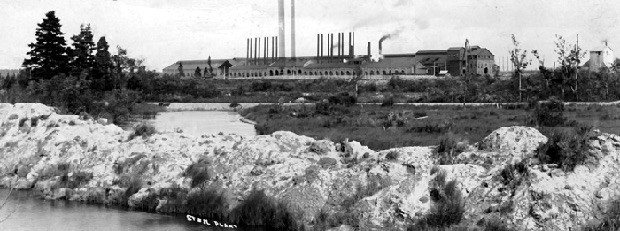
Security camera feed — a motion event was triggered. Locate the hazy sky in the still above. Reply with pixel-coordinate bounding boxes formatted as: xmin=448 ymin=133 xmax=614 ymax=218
xmin=1 ymin=0 xmax=620 ymax=71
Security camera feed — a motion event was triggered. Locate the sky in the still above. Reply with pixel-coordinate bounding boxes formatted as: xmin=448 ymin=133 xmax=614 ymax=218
xmin=1 ymin=0 xmax=620 ymax=72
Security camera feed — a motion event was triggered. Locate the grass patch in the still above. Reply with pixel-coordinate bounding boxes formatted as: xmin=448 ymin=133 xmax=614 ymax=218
xmin=436 ymin=133 xmax=467 ymax=165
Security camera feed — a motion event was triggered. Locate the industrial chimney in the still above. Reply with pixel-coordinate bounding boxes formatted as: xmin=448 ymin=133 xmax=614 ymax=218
xmin=290 ymin=0 xmax=296 ymax=58
xmin=368 ymin=42 xmax=371 ymax=59
xmin=278 ymin=0 xmax=285 ymax=58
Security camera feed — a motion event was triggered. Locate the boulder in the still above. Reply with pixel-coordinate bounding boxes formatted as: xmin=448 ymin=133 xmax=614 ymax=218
xmin=478 ymin=126 xmax=547 ymax=158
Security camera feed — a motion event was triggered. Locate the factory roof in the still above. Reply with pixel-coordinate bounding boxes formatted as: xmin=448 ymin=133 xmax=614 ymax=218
xmin=270 ymin=59 xmax=310 ymax=68
xmin=304 ymin=62 xmax=356 ymax=69
xmin=469 ymin=48 xmax=494 ymax=56
xmin=418 ymin=56 xmax=447 ymax=66
xmin=383 ymin=53 xmax=416 ymax=58
xmin=363 ymin=56 xmax=416 ymax=68
xmin=416 ymin=50 xmax=448 ymax=55
xmin=229 ymin=63 xmax=273 ymax=70
xmin=163 ymin=58 xmax=238 ymax=72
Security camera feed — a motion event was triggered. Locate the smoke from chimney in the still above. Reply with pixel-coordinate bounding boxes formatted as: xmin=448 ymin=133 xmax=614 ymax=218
xmin=378 ymin=29 xmax=403 ymax=59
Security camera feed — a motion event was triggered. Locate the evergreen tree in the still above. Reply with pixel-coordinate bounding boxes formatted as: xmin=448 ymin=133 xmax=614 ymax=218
xmin=23 ymin=11 xmax=70 ymax=80
xmin=178 ymin=62 xmax=185 ymax=76
xmin=207 ymin=56 xmax=214 ymax=76
xmin=194 ymin=67 xmax=202 ymax=77
xmin=94 ymin=36 xmax=113 ymax=91
xmin=69 ymin=24 xmax=96 ymax=77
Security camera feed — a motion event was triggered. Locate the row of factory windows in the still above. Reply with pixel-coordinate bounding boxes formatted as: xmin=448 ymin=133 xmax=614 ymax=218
xmin=229 ymin=69 xmax=407 ymax=77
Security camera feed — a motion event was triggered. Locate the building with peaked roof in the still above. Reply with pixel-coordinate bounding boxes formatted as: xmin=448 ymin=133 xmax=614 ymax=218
xmin=162 ymin=58 xmax=243 ymax=78
xmin=466 ymin=46 xmax=495 ymax=75
xmin=585 ymin=43 xmax=614 ymax=72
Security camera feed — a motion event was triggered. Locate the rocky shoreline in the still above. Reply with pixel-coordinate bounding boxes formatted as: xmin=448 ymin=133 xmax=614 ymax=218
xmin=1 ymin=103 xmax=619 ymax=230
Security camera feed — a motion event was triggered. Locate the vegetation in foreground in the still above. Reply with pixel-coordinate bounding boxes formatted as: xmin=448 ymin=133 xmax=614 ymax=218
xmin=240 ymin=98 xmax=620 ymax=150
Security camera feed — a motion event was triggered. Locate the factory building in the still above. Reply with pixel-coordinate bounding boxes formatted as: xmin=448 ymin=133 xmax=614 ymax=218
xmin=163 ymin=44 xmax=495 ymax=78
xmin=162 ymin=1 xmax=496 ymax=78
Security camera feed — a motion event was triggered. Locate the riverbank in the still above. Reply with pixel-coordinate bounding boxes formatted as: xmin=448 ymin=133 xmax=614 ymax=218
xmin=2 ymin=103 xmax=620 ymax=230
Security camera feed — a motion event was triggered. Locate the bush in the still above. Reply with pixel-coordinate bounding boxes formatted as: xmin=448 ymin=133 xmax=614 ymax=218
xmin=436 ymin=133 xmax=466 ymax=164
xmin=381 ymin=97 xmax=395 ymax=107
xmin=230 ymin=189 xmax=300 ymax=230
xmin=328 ymin=92 xmax=357 ymax=107
xmin=186 ymin=187 xmax=229 ymax=221
xmin=410 ymin=168 xmax=464 ymax=230
xmin=385 ymin=150 xmax=399 ymax=160
xmin=531 ymin=98 xmax=566 ymax=127
xmin=537 ymin=126 xmax=597 ymax=172
xmin=130 ymin=123 xmax=157 ymax=139
xmin=184 ymin=158 xmax=211 ymax=188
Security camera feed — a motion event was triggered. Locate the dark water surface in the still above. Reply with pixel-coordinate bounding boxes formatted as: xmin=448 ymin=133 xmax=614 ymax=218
xmin=0 ymin=189 xmax=253 ymax=231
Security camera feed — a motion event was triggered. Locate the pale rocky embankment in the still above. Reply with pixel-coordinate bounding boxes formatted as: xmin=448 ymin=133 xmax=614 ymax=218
xmin=1 ymin=103 xmax=619 ymax=230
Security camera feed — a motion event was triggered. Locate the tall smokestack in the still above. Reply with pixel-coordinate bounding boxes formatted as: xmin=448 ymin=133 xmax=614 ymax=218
xmin=272 ymin=36 xmax=275 ymax=60
xmin=291 ymin=0 xmax=296 ymax=58
xmin=264 ymin=37 xmax=268 ymax=63
xmin=321 ymin=34 xmax=324 ymax=57
xmin=247 ymin=38 xmax=250 ymax=63
xmin=341 ymin=33 xmax=345 ymax=56
xmin=338 ymin=33 xmax=341 ymax=56
xmin=278 ymin=0 xmax=285 ymax=58
xmin=368 ymin=42 xmax=371 ymax=58
xmin=317 ymin=34 xmax=320 ymax=58
xmin=254 ymin=38 xmax=258 ymax=64
xmin=249 ymin=38 xmax=253 ymax=64
xmin=331 ymin=34 xmax=334 ymax=57
xmin=349 ymin=32 xmax=352 ymax=56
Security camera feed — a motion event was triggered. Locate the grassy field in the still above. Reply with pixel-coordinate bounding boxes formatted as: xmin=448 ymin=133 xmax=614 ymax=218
xmin=240 ymin=103 xmax=620 ymax=150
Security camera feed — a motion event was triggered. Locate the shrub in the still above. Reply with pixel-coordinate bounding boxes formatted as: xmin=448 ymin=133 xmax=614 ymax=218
xmin=229 ymin=102 xmax=240 ymax=108
xmin=531 ymin=98 xmax=566 ymax=127
xmin=186 ymin=187 xmax=229 ymax=221
xmin=414 ymin=111 xmax=428 ymax=118
xmin=130 ymin=123 xmax=157 ymax=139
xmin=385 ymin=150 xmax=399 ymax=160
xmin=230 ymin=189 xmax=300 ymax=230
xmin=381 ymin=97 xmax=395 ymax=107
xmin=184 ymin=158 xmax=211 ymax=188
xmin=410 ymin=168 xmax=464 ymax=229
xmin=537 ymin=126 xmax=596 ymax=172
xmin=436 ymin=133 xmax=466 ymax=165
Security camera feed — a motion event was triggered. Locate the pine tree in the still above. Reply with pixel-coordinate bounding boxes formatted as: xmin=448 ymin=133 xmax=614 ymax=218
xmin=23 ymin=11 xmax=70 ymax=80
xmin=69 ymin=24 xmax=96 ymax=77
xmin=94 ymin=36 xmax=113 ymax=91
xmin=207 ymin=56 xmax=214 ymax=76
xmin=178 ymin=62 xmax=185 ymax=76
xmin=194 ymin=67 xmax=202 ymax=77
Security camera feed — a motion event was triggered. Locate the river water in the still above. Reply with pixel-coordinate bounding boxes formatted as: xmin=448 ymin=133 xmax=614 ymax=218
xmin=146 ymin=111 xmax=257 ymax=137
xmin=0 ymin=189 xmax=243 ymax=231
xmin=1 ymin=111 xmax=258 ymax=231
